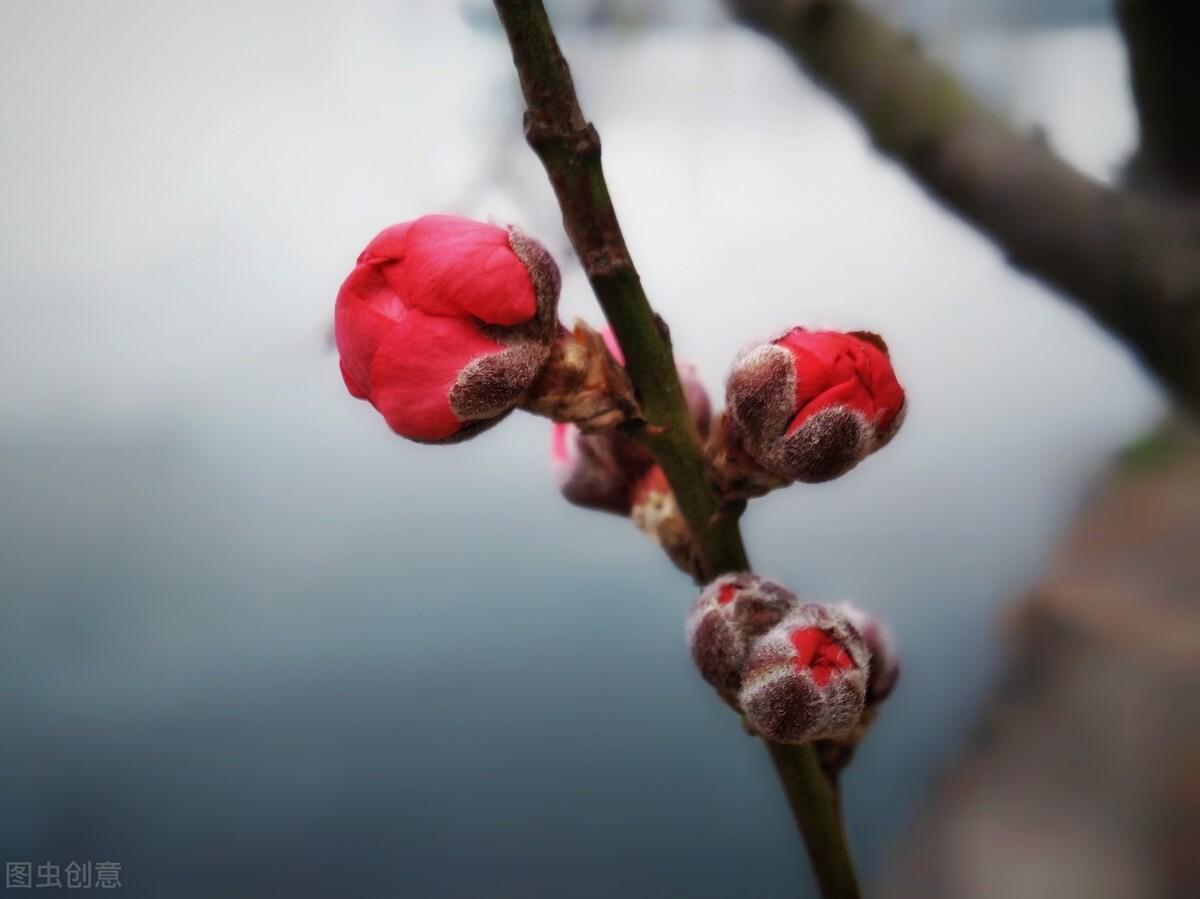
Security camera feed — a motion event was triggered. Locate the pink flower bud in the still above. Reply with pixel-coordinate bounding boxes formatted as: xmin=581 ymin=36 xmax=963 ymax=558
xmin=685 ymin=573 xmax=798 ymax=698
xmin=739 ymin=604 xmax=869 ymax=743
xmin=335 ymin=215 xmax=560 ymax=442
xmin=725 ymin=328 xmax=905 ymax=483
xmin=677 ymin=361 xmax=713 ymax=439
xmin=837 ymin=602 xmax=900 ymax=704
xmin=551 ymin=421 xmax=654 ymax=514
xmin=549 ymin=328 xmax=711 ymax=513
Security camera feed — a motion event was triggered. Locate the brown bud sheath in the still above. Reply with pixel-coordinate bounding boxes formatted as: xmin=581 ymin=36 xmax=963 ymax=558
xmin=739 ymin=604 xmax=869 ymax=744
xmin=685 ymin=573 xmax=799 ymax=701
xmin=524 ymin=321 xmax=640 ymax=432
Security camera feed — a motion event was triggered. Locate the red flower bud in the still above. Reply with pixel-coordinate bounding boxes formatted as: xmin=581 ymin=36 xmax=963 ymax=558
xmin=335 ymin=215 xmax=560 ymax=442
xmin=837 ymin=602 xmax=900 ymax=704
xmin=725 ymin=328 xmax=905 ymax=483
xmin=739 ymin=604 xmax=869 ymax=743
xmin=685 ymin=573 xmax=798 ymax=698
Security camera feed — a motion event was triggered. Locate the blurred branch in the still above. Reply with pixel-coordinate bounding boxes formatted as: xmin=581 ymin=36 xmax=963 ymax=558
xmin=728 ymin=0 xmax=1200 ymax=415
xmin=492 ymin=2 xmax=861 ymax=896
xmin=1116 ymin=1 xmax=1200 ymax=193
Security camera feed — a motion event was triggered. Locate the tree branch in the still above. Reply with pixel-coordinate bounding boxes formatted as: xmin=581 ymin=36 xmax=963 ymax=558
xmin=493 ymin=2 xmax=860 ymax=896
xmin=728 ymin=0 xmax=1200 ymax=415
xmin=1117 ymin=1 xmax=1200 ymax=194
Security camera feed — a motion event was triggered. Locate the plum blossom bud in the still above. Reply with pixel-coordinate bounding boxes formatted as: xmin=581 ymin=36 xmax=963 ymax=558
xmin=677 ymin=361 xmax=713 ymax=439
xmin=552 ymin=421 xmax=654 ymax=515
xmin=725 ymin=328 xmax=906 ymax=483
xmin=685 ymin=573 xmax=798 ymax=699
xmin=739 ymin=604 xmax=869 ymax=744
xmin=550 ymin=329 xmax=712 ymax=514
xmin=837 ymin=602 xmax=900 ymax=704
xmin=335 ymin=214 xmax=560 ymax=442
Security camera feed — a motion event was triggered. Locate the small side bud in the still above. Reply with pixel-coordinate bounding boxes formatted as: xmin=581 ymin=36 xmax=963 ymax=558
xmin=723 ymin=327 xmax=906 ymax=486
xmin=548 ymin=330 xmax=713 ymax=519
xmin=677 ymin=361 xmax=713 ymax=439
xmin=685 ymin=573 xmax=799 ymax=700
xmin=837 ymin=602 xmax=900 ymax=704
xmin=630 ymin=467 xmax=697 ymax=576
xmin=739 ymin=604 xmax=869 ymax=744
xmin=552 ymin=422 xmax=654 ymax=515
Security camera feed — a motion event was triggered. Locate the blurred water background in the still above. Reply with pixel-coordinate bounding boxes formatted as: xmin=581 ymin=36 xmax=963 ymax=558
xmin=0 ymin=0 xmax=1162 ymax=895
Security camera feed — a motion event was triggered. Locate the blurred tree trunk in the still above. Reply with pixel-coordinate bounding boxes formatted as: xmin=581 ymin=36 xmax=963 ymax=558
xmin=727 ymin=0 xmax=1200 ymax=417
xmin=880 ymin=427 xmax=1200 ymax=899
xmin=1117 ymin=2 xmax=1200 ymax=194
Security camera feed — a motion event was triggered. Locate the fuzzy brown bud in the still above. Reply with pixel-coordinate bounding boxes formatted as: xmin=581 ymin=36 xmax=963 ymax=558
xmin=739 ymin=604 xmax=869 ymax=744
xmin=685 ymin=573 xmax=799 ymax=701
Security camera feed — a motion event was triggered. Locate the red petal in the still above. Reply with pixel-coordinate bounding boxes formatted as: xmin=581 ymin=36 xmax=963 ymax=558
xmin=551 ymin=422 xmax=574 ymax=466
xmin=340 ymin=360 xmax=368 ymax=399
xmin=777 ymin=330 xmax=904 ymax=434
xmin=790 ymin=626 xmax=856 ymax=679
xmin=357 ymin=221 xmax=415 ymax=266
xmin=335 ymin=264 xmax=406 ymax=395
xmin=789 ymin=627 xmax=823 ymax=668
xmin=368 ymin=310 xmax=505 ymax=441
xmin=367 ymin=215 xmax=537 ymax=326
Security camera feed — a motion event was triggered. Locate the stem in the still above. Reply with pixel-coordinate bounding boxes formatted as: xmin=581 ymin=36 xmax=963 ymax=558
xmin=492 ymin=0 xmax=745 ymax=583
xmin=492 ymin=2 xmax=860 ymax=895
xmin=768 ymin=742 xmax=861 ymax=898
xmin=1116 ymin=0 xmax=1200 ymax=193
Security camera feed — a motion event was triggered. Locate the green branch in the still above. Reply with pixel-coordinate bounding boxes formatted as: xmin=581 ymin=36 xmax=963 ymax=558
xmin=492 ymin=2 xmax=860 ymax=896
xmin=491 ymin=0 xmax=745 ymax=583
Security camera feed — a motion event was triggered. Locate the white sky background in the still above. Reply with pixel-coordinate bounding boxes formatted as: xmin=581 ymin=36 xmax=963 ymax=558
xmin=0 ymin=0 xmax=1154 ymax=429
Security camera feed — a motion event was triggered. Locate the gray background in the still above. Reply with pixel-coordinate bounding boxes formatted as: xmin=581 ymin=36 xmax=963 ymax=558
xmin=0 ymin=1 xmax=1159 ymax=895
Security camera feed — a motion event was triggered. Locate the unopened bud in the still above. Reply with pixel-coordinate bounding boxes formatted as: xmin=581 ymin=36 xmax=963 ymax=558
xmin=552 ymin=422 xmax=654 ymax=515
xmin=685 ymin=573 xmax=798 ymax=699
xmin=739 ymin=604 xmax=869 ymax=743
xmin=724 ymin=328 xmax=905 ymax=483
xmin=548 ymin=330 xmax=712 ymax=516
xmin=837 ymin=602 xmax=900 ymax=704
xmin=335 ymin=215 xmax=560 ymax=442
xmin=677 ymin=361 xmax=713 ymax=439
xmin=631 ymin=467 xmax=696 ymax=576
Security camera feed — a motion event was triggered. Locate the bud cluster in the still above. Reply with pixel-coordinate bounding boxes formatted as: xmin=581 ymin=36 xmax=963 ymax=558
xmin=549 ymin=333 xmax=712 ymax=575
xmin=686 ymin=574 xmax=898 ymax=746
xmin=335 ymin=217 xmax=907 ymax=515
